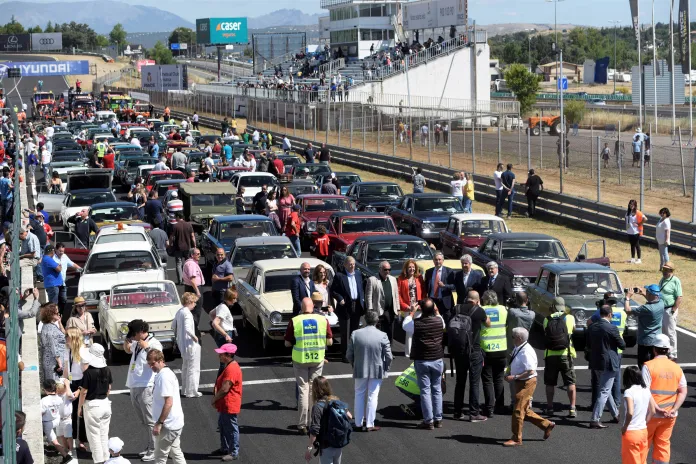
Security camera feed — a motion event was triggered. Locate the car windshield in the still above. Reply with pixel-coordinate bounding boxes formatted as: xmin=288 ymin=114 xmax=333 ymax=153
xmin=303 ymin=198 xmax=350 ymax=212
xmin=94 ymin=232 xmax=147 ymax=245
xmin=337 ymin=174 xmax=360 ymax=185
xmin=460 ymin=220 xmax=506 ymax=236
xmin=232 ymin=244 xmax=297 ymax=267
xmin=281 ymin=157 xmax=299 ymax=166
xmin=53 ymin=154 xmax=83 ymax=162
xmin=126 ymin=159 xmax=154 ymax=168
xmin=69 ymin=192 xmax=114 ymax=207
xmin=365 ymin=242 xmax=432 ymax=264
xmin=414 ymin=197 xmax=464 ymax=213
xmin=148 ymin=173 xmax=184 ymax=185
xmin=191 ymin=194 xmax=236 ymax=207
xmin=238 ymin=176 xmax=274 ymax=188
xmin=289 ymin=185 xmax=317 ymax=196
xmin=85 ymin=250 xmax=156 ymax=273
xmin=219 ymin=221 xmax=276 ymax=239
xmin=359 ymin=185 xmax=402 ymax=196
xmin=557 ymin=272 xmax=621 ymax=296
xmin=500 ymin=240 xmax=568 ymax=260
xmin=110 ymin=282 xmax=179 ymax=307
xmin=90 ymin=206 xmax=139 ymax=222
xmin=187 ymin=153 xmax=205 ymax=163
xmin=341 ymin=217 xmax=395 ymax=233
xmin=295 ymin=165 xmax=330 ymax=175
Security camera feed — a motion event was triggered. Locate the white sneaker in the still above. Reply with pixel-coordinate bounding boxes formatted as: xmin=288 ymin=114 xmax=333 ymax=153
xmin=186 ymin=392 xmax=203 ymax=398
xmin=141 ymin=452 xmax=155 ymax=462
xmin=635 ymin=259 xmax=642 ymax=264
xmin=629 ymin=258 xmax=636 ymax=264
xmin=138 ymin=450 xmax=149 ymax=457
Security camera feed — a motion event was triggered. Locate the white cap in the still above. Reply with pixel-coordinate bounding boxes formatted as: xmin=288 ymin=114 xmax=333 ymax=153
xmin=171 ymin=191 xmax=178 ymax=198
xmin=653 ymin=334 xmax=671 ymax=350
xmin=108 ymin=437 xmax=124 ymax=453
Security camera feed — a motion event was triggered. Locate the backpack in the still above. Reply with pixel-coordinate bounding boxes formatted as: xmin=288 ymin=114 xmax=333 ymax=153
xmin=447 ymin=304 xmax=473 ymax=357
xmin=544 ymin=314 xmax=570 ymax=351
xmin=318 ymin=400 xmax=352 ymax=449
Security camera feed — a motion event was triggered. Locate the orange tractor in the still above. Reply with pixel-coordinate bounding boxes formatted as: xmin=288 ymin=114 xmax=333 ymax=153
xmin=526 ymin=114 xmax=563 ymax=136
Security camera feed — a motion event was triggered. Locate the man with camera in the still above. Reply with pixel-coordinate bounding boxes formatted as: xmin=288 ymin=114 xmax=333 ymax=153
xmin=624 ymin=284 xmax=665 ymax=367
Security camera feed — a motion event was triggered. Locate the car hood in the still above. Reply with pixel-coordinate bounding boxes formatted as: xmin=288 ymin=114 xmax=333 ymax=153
xmin=413 ymin=211 xmax=452 ymax=221
xmin=302 ymin=211 xmax=336 ymax=222
xmin=357 ymin=196 xmax=401 ymax=206
xmin=95 ymin=220 xmax=150 ymax=230
xmin=501 ymin=258 xmax=569 ymax=278
xmin=340 ymin=231 xmax=394 ymax=244
xmin=104 ymin=305 xmax=180 ymax=325
xmin=260 ymin=291 xmax=293 ymax=313
xmin=78 ymin=269 xmax=165 ymax=294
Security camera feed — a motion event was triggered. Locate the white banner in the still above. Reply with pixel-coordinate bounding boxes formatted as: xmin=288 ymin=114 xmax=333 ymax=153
xmin=180 ymin=43 xmax=188 ymax=50
xmin=435 ymin=0 xmax=467 ymax=28
xmin=31 ymin=33 xmax=63 ymax=51
xmin=403 ymin=0 xmax=467 ymax=30
xmin=141 ymin=64 xmax=185 ymax=91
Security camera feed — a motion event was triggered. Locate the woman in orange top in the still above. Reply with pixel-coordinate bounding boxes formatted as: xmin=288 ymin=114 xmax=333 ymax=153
xmin=625 ymin=199 xmax=647 ymax=264
xmin=397 ymin=258 xmax=424 ymax=357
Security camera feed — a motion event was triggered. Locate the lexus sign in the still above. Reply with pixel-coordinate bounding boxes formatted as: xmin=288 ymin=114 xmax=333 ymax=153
xmin=0 ymin=34 xmax=30 ymax=51
xmin=31 ymin=33 xmax=63 ymax=51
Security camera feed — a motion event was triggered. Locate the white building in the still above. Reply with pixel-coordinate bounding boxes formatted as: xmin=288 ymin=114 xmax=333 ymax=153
xmin=321 ymin=0 xmax=400 ymax=59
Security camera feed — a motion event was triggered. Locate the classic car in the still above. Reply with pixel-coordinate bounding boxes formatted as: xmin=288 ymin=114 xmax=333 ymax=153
xmin=228 ymin=172 xmax=279 ymax=212
xmin=284 ymin=180 xmax=319 ymax=197
xmin=440 ymin=214 xmax=509 ymax=258
xmin=52 ymin=140 xmax=83 ymax=152
xmin=297 ymin=194 xmax=353 ymax=247
xmin=276 ymin=154 xmax=301 ymax=173
xmin=98 ymin=281 xmax=180 ymax=362
xmin=308 ymin=212 xmax=398 ymax=254
xmin=116 ymin=157 xmax=157 ymax=187
xmin=177 ymin=183 xmax=238 ymax=240
xmin=178 ymin=129 xmax=201 ymax=142
xmin=50 ymin=151 xmax=87 ymax=167
xmin=345 ymin=182 xmax=404 ymax=212
xmin=78 ymin=240 xmax=167 ymax=316
xmin=217 ymin=166 xmax=252 ymax=182
xmin=144 ymin=170 xmax=186 ymax=192
xmin=386 ymin=193 xmax=464 ymax=243
xmin=527 ymin=263 xmax=638 ymax=349
xmin=463 ymin=233 xmax=609 ymax=293
xmin=154 ymin=179 xmax=186 ymax=199
xmin=92 ymin=223 xmax=152 ymax=247
xmin=237 ymin=258 xmax=337 ymax=351
xmin=39 ymin=168 xmax=114 ymax=218
xmin=62 ymin=189 xmax=118 ymax=230
xmin=88 ymin=202 xmax=143 ymax=230
xmin=200 ymin=214 xmax=279 ymax=269
xmin=316 ymin=172 xmax=362 ymax=195
xmin=226 ymin=236 xmax=299 ymax=281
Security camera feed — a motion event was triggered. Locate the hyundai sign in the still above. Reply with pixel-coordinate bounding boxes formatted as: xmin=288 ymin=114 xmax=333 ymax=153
xmin=196 ymin=18 xmax=248 ymax=45
xmin=0 ymin=60 xmax=90 ymax=79
xmin=31 ymin=33 xmax=63 ymax=51
xmin=0 ymin=34 xmax=31 ymax=52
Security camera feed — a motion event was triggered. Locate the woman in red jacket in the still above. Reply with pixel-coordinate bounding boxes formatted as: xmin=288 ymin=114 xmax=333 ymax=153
xmin=397 ymin=258 xmax=424 ymax=357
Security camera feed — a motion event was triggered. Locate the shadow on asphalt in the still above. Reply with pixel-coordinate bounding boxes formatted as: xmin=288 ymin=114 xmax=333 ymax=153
xmin=436 ymin=433 xmax=506 ymax=445
xmin=242 ymin=399 xmax=295 ymax=412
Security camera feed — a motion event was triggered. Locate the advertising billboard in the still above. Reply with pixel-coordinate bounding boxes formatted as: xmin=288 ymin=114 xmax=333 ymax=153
xmin=0 ymin=34 xmax=31 ymax=52
xmin=196 ymin=18 xmax=248 ymax=45
xmin=135 ymin=59 xmax=155 ymax=72
xmin=0 ymin=60 xmax=90 ymax=78
xmin=140 ymin=64 xmax=188 ymax=91
xmin=31 ymin=33 xmax=63 ymax=51
xmin=403 ymin=0 xmax=467 ymax=30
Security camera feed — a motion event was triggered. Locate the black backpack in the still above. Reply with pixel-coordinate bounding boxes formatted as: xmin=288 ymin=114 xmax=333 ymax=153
xmin=318 ymin=400 xmax=352 ymax=449
xmin=544 ymin=315 xmax=570 ymax=351
xmin=447 ymin=304 xmax=473 ymax=357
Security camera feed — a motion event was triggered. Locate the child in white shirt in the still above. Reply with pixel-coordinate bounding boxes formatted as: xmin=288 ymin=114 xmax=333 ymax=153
xmin=40 ymin=379 xmax=72 ymax=463
xmin=56 ymin=379 xmax=76 ymax=457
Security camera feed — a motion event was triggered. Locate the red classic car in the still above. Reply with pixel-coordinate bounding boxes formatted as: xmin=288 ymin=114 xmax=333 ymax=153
xmin=145 ymin=170 xmax=186 ymax=192
xmin=308 ymin=211 xmax=398 ymax=254
xmin=439 ymin=213 xmax=509 ymax=258
xmin=296 ymin=194 xmax=353 ymax=247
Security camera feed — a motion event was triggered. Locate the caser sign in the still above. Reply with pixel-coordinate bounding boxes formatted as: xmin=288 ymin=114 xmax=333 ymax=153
xmin=216 ymin=21 xmax=243 ymax=31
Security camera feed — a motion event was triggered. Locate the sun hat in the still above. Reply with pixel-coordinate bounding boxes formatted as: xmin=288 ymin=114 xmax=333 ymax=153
xmin=214 ymin=343 xmax=238 ymax=355
xmin=87 ymin=343 xmax=107 ymax=368
xmin=311 ymin=291 xmax=324 ymax=303
xmin=653 ymin=334 xmax=671 ymax=350
xmin=662 ymin=261 xmax=675 ymax=271
xmin=108 ymin=437 xmax=124 ymax=453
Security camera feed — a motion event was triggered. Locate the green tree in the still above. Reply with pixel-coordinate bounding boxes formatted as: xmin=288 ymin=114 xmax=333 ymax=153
xmin=148 ymin=41 xmax=175 ymax=64
xmin=96 ymin=35 xmax=110 ymax=47
xmin=109 ymin=23 xmax=127 ymax=50
xmin=2 ymin=16 xmax=25 ymax=34
xmin=504 ymin=64 xmax=541 ymax=115
xmin=501 ymin=42 xmax=523 ymax=65
xmin=45 ymin=21 xmax=54 ymax=33
xmin=168 ymin=27 xmax=195 ymax=56
xmin=563 ymin=100 xmax=586 ymax=125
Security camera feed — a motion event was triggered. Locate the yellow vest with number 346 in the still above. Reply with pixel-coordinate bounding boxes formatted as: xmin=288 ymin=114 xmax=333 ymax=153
xmin=291 ymin=314 xmax=327 ymax=364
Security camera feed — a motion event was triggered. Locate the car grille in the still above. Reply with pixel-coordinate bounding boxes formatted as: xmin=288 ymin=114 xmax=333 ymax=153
xmin=431 ymin=221 xmax=448 ymax=230
xmin=281 ymin=313 xmax=292 ymax=323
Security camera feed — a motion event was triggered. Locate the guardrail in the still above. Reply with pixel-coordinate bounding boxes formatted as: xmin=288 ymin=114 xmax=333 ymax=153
xmin=258 ymin=48 xmax=307 ymax=72
xmin=491 ymin=91 xmax=634 ymax=102
xmin=319 ymin=57 xmax=346 ymax=76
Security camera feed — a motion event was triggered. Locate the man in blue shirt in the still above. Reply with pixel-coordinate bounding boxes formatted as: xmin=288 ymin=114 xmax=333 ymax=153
xmin=41 ymin=244 xmax=63 ymax=304
xmin=27 ymin=202 xmax=49 ymax=223
xmin=151 ymin=137 xmax=160 ymax=159
xmin=211 ymin=247 xmax=234 ymax=307
xmin=223 ymin=141 xmax=233 ymax=164
xmin=54 ymin=243 xmax=82 ymax=310
xmin=500 ymin=164 xmax=516 ymax=218
xmin=0 ymin=168 xmax=13 ymax=223
xmin=624 ymin=284 xmax=665 ymax=367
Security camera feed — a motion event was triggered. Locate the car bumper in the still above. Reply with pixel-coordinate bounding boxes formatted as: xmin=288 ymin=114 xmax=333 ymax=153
xmin=110 ymin=338 xmax=175 ymax=351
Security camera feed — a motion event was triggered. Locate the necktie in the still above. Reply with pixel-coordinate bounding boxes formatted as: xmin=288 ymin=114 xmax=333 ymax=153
xmin=435 ymin=268 xmax=441 ymax=298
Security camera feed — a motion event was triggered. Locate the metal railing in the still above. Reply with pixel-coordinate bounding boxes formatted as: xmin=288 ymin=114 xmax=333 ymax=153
xmin=319 ymin=57 xmax=346 ymax=76
xmin=258 ymin=48 xmax=308 ymax=73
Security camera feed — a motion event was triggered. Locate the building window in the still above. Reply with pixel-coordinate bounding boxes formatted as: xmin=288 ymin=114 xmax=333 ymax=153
xmin=330 ymin=29 xmax=358 ymax=43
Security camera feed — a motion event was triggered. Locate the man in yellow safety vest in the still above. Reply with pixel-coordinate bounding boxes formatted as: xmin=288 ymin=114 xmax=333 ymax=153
xmin=480 ymin=290 xmax=508 ymax=417
xmin=284 ymin=297 xmax=333 ymax=435
xmin=395 ymin=363 xmax=421 ymax=418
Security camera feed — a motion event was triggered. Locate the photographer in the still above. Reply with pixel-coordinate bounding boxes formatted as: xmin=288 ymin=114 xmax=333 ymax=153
xmin=624 ymin=284 xmax=664 ymax=367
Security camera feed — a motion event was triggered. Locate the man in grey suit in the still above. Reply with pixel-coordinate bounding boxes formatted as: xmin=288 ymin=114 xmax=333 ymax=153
xmin=365 ymin=261 xmax=400 ymax=343
xmin=454 ymin=254 xmax=484 ymax=305
xmin=347 ymin=311 xmax=393 ymax=432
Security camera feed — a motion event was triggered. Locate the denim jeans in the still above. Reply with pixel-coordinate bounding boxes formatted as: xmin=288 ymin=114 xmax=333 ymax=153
xmin=288 ymin=235 xmax=301 ymax=256
xmin=218 ymin=412 xmax=239 ymax=457
xmin=45 ymin=286 xmax=59 ymax=304
xmin=42 ymin=163 xmax=50 ymax=184
xmin=591 ymin=369 xmax=619 ymax=422
xmin=414 ymin=359 xmax=444 ymax=423
xmin=658 ymin=243 xmax=669 ymax=269
xmin=463 ymin=198 xmax=472 ymax=213
xmin=506 ymin=190 xmax=515 ymax=216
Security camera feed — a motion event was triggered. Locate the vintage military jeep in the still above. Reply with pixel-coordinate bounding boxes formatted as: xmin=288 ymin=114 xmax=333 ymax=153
xmin=177 ymin=182 xmax=237 ymax=242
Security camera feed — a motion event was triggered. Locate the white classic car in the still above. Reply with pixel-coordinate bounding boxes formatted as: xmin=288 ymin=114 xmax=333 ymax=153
xmin=98 ymin=281 xmax=180 ymax=362
xmin=237 ymin=257 xmax=338 ymax=351
xmin=78 ymin=240 xmax=167 ymax=315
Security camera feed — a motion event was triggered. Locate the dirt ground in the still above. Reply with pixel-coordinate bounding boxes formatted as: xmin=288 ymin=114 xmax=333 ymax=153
xmin=36 ymin=54 xmax=129 ymax=88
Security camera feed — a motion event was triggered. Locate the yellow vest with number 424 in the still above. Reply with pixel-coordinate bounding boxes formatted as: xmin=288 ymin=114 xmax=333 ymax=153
xmin=395 ymin=363 xmax=420 ymax=396
xmin=291 ymin=314 xmax=327 ymax=364
xmin=611 ymin=306 xmax=627 ymax=354
xmin=481 ymin=305 xmax=508 ymax=353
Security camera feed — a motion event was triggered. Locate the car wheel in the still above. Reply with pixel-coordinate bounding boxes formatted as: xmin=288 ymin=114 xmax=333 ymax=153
xmin=259 ymin=318 xmax=272 ymax=351
xmin=531 ymin=126 xmax=540 ymax=136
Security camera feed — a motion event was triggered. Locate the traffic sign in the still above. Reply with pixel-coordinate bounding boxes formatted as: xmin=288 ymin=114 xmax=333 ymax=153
xmin=558 ymin=76 xmax=568 ymax=90
xmin=170 ymin=43 xmax=180 ymax=50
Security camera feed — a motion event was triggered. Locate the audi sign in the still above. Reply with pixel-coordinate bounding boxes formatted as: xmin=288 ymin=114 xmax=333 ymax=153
xmin=0 ymin=34 xmax=30 ymax=52
xmin=31 ymin=33 xmax=63 ymax=51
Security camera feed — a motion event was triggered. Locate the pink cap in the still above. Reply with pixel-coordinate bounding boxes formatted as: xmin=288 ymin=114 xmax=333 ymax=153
xmin=214 ymin=343 xmax=237 ymax=355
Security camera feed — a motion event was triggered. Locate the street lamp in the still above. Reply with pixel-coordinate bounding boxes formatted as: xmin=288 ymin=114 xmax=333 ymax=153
xmin=608 ymin=20 xmax=620 ymax=93
xmin=545 ymin=0 xmax=566 ymax=97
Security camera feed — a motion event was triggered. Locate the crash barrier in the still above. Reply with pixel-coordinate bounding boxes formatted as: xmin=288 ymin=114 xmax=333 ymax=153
xmin=160 ymin=106 xmax=696 ymax=256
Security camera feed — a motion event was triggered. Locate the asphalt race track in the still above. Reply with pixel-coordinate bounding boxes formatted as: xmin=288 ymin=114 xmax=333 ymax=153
xmin=0 ymin=54 xmax=69 ymax=108
xmin=8 ymin=68 xmax=696 ymax=463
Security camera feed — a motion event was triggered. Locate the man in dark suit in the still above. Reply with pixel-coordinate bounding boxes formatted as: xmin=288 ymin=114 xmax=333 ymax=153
xmin=454 ymin=254 xmax=484 ymax=305
xmin=330 ymin=256 xmax=365 ymax=363
xmin=424 ymin=251 xmax=456 ymax=321
xmin=479 ymin=261 xmax=512 ymax=305
xmin=587 ymin=305 xmax=626 ymax=428
xmin=290 ymin=262 xmax=316 ymax=316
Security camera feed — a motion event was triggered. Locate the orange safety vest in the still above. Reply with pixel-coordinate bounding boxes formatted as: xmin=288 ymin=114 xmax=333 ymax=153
xmin=645 ymin=356 xmax=682 ymax=411
xmin=0 ymin=339 xmax=6 ymax=386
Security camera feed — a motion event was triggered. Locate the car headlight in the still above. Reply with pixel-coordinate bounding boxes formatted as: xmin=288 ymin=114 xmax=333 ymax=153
xmin=81 ymin=292 xmax=96 ymax=300
xmin=306 ymin=221 xmax=317 ymax=232
xmin=574 ymin=309 xmax=586 ymax=323
xmin=512 ymin=276 xmax=530 ymax=288
xmin=363 ymin=205 xmax=376 ymax=212
xmin=119 ymin=323 xmax=129 ymax=338
xmin=269 ymin=311 xmax=283 ymax=324
xmin=422 ymin=221 xmax=433 ymax=230
xmin=243 ymin=197 xmax=253 ymax=204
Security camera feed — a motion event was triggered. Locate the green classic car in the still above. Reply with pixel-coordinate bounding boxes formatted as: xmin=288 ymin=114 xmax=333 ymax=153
xmin=176 ymin=182 xmax=237 ymax=242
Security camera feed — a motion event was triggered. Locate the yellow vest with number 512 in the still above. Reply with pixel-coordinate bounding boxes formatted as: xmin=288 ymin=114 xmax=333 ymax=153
xmin=291 ymin=314 xmax=327 ymax=364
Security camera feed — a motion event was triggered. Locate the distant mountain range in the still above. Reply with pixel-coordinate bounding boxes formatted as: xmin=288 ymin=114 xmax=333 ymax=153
xmin=0 ymin=0 xmax=194 ymax=34
xmin=248 ymin=9 xmax=322 ymax=29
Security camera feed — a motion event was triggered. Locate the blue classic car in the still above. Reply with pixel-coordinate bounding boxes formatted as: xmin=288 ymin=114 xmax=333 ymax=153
xmin=345 ymin=181 xmax=404 ymax=212
xmin=200 ymin=215 xmax=279 ymax=271
xmin=386 ymin=193 xmax=465 ymax=243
